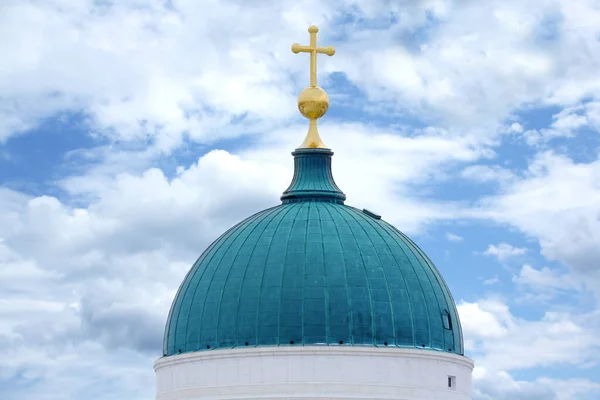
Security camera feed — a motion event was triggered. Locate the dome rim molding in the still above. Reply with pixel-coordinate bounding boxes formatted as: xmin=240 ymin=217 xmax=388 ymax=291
xmin=155 ymin=346 xmax=475 ymax=371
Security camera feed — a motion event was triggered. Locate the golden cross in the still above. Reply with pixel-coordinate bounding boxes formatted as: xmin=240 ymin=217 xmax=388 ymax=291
xmin=291 ymin=25 xmax=335 ymax=87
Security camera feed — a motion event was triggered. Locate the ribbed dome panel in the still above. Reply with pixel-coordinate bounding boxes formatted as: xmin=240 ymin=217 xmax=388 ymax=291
xmin=163 ymin=201 xmax=463 ymax=356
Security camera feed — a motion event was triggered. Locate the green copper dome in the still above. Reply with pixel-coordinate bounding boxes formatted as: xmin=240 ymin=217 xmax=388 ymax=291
xmin=163 ymin=148 xmax=464 ymax=356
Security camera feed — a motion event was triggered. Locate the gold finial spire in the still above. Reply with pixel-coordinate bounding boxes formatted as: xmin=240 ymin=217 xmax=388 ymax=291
xmin=291 ymin=25 xmax=335 ymax=149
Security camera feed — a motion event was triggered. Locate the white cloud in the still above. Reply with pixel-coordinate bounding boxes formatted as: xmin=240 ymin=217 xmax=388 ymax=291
xmin=484 ymin=243 xmax=527 ymax=261
xmin=458 ymin=299 xmax=600 ymax=372
xmin=446 ymin=232 xmax=463 ymax=241
xmin=0 ymin=341 xmax=155 ymax=400
xmin=509 ymin=122 xmax=524 ymax=133
xmin=552 ymin=107 xmax=589 ymax=132
xmin=58 ymin=122 xmax=490 ymax=234
xmin=0 ymin=0 xmax=330 ymax=146
xmin=482 ymin=275 xmax=501 ymax=286
xmin=513 ymin=264 xmax=581 ymax=292
xmin=0 ymin=147 xmax=290 ymax=398
xmin=459 ymin=300 xmax=512 ymax=339
xmin=461 ymin=165 xmax=515 ymax=185
xmin=334 ymin=0 xmax=600 ymax=137
xmin=521 ymin=101 xmax=600 ymax=145
xmin=2 ymin=0 xmax=600 ymax=149
xmin=475 ymin=152 xmax=600 ymax=293
xmin=474 ymin=369 xmax=600 ymax=400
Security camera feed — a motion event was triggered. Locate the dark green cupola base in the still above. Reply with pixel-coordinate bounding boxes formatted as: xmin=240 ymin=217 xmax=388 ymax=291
xmin=163 ymin=147 xmax=464 ymax=357
xmin=281 ymin=148 xmax=346 ymax=204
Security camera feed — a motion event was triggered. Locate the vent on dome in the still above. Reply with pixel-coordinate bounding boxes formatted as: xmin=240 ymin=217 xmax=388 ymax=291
xmin=362 ymin=209 xmax=381 ymax=219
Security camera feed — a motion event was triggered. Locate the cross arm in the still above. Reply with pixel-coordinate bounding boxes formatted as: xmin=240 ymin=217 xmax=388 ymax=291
xmin=291 ymin=43 xmax=312 ymax=53
xmin=291 ymin=43 xmax=336 ymax=56
xmin=316 ymin=46 xmax=335 ymax=56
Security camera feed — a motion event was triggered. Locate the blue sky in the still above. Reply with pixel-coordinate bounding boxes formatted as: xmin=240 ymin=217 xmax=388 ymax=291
xmin=1 ymin=0 xmax=600 ymax=399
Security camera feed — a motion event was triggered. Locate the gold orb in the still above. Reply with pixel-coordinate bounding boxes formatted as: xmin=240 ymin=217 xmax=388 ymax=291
xmin=298 ymin=86 xmax=329 ymax=119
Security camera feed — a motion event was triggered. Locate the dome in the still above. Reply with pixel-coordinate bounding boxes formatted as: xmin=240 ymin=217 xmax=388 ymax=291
xmin=163 ymin=148 xmax=464 ymax=356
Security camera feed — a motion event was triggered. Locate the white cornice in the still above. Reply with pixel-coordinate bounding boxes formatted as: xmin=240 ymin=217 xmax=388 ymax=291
xmin=154 ymin=345 xmax=474 ymax=371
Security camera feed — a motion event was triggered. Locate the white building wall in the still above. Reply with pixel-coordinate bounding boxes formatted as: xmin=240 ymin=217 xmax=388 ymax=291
xmin=155 ymin=346 xmax=474 ymax=400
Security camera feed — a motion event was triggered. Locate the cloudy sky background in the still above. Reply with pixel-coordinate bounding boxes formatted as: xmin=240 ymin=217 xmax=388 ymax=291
xmin=1 ymin=0 xmax=600 ymax=399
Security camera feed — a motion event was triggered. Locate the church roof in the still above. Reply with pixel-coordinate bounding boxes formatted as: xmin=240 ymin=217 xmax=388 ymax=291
xmin=162 ymin=25 xmax=464 ymax=357
xmin=163 ymin=148 xmax=464 ymax=356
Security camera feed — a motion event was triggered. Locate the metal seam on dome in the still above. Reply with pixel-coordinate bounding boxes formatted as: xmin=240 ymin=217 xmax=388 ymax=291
xmin=323 ymin=152 xmax=339 ymax=193
xmin=319 ymin=203 xmax=353 ymax=344
xmin=338 ymin=205 xmax=393 ymax=346
xmin=293 ymin=202 xmax=309 ymax=345
xmin=182 ymin=212 xmax=243 ymax=350
xmin=270 ymin=204 xmax=299 ymax=346
xmin=245 ymin=205 xmax=292 ymax=348
xmin=302 ymin=202 xmax=311 ymax=344
xmin=392 ymin=228 xmax=464 ymax=354
xmin=397 ymin=233 xmax=449 ymax=352
xmin=380 ymin=221 xmax=450 ymax=352
xmin=314 ymin=157 xmax=321 ymax=191
xmin=219 ymin=205 xmax=286 ymax=350
xmin=385 ymin=224 xmax=460 ymax=351
xmin=186 ymin=208 xmax=276 ymax=352
xmin=419 ymin=251 xmax=464 ymax=353
xmin=326 ymin=203 xmax=377 ymax=345
xmin=172 ymin=214 xmax=256 ymax=350
xmin=306 ymin=201 xmax=320 ymax=344
xmin=305 ymin=201 xmax=327 ymax=345
xmin=165 ymin=210 xmax=253 ymax=354
xmin=216 ymin=209 xmax=286 ymax=347
xmin=373 ymin=215 xmax=431 ymax=349
xmin=315 ymin=202 xmax=334 ymax=343
xmin=334 ymin=206 xmax=376 ymax=343
xmin=345 ymin=207 xmax=402 ymax=347
xmin=313 ymin=203 xmax=330 ymax=344
xmin=361 ymin=216 xmax=417 ymax=349
xmin=308 ymin=156 xmax=314 ymax=191
xmin=252 ymin=207 xmax=288 ymax=348
xmin=280 ymin=202 xmax=303 ymax=346
xmin=320 ymin=157 xmax=328 ymax=192
xmin=166 ymin=231 xmax=229 ymax=354
xmin=390 ymin=232 xmax=434 ymax=350
xmin=319 ymin=203 xmax=344 ymax=344
xmin=288 ymin=156 xmax=300 ymax=189
xmin=192 ymin=211 xmax=269 ymax=350
xmin=298 ymin=156 xmax=306 ymax=192
xmin=405 ymin=238 xmax=458 ymax=353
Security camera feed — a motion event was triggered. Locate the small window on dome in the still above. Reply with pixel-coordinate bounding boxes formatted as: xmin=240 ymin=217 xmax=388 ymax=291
xmin=442 ymin=310 xmax=452 ymax=330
